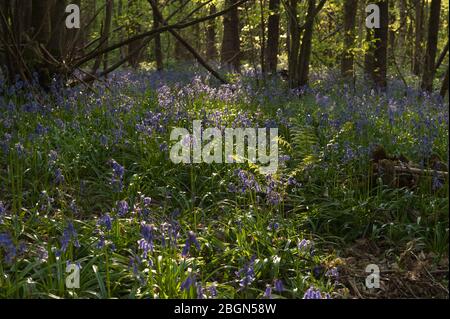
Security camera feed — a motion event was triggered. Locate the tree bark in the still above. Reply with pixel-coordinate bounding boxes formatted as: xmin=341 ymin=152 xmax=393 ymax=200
xmin=287 ymin=0 xmax=299 ymax=88
xmin=297 ymin=0 xmax=316 ymax=87
xmin=153 ymin=0 xmax=163 ymax=70
xmin=421 ymin=0 xmax=441 ymax=92
xmin=206 ymin=4 xmax=217 ymax=60
xmin=220 ymin=0 xmax=241 ymax=72
xmin=265 ymin=0 xmax=280 ymax=74
xmin=371 ymin=0 xmax=389 ymax=90
xmin=413 ymin=0 xmax=425 ymax=75
xmin=341 ymin=0 xmax=358 ymax=79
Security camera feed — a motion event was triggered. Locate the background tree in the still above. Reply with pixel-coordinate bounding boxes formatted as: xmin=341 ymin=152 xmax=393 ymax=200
xmin=265 ymin=0 xmax=281 ymax=74
xmin=221 ymin=0 xmax=241 ymax=72
xmin=341 ymin=0 xmax=358 ymax=80
xmin=421 ymin=0 xmax=441 ymax=92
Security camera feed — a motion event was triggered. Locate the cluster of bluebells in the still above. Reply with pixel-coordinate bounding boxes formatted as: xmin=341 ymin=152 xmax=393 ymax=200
xmin=116 ymin=200 xmax=129 ymax=217
xmin=181 ymin=231 xmax=200 ymax=257
xmin=0 ymin=232 xmax=17 ymax=264
xmin=298 ymin=238 xmax=315 ymax=256
xmin=95 ymin=213 xmax=114 ymax=250
xmin=47 ymin=150 xmax=64 ymax=184
xmin=303 ymin=286 xmax=331 ymax=299
xmin=56 ymin=221 xmax=80 ymax=257
xmin=137 ymin=223 xmax=156 ymax=259
xmin=110 ymin=159 xmax=125 ymax=192
xmin=231 ymin=169 xmax=262 ymax=193
xmin=235 ymin=256 xmax=256 ymax=289
xmin=263 ymin=279 xmax=284 ymax=298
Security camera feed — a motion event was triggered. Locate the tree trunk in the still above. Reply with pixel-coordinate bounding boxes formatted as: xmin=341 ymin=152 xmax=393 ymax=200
xmin=388 ymin=0 xmax=396 ymax=65
xmin=297 ymin=0 xmax=316 ymax=87
xmin=371 ymin=0 xmax=389 ymax=90
xmin=421 ymin=0 xmax=441 ymax=92
xmin=153 ymin=0 xmax=163 ymax=70
xmin=341 ymin=0 xmax=358 ymax=79
xmin=398 ymin=0 xmax=407 ymax=64
xmin=49 ymin=0 xmax=67 ymax=61
xmin=413 ymin=0 xmax=425 ymax=75
xmin=259 ymin=0 xmax=266 ymax=75
xmin=31 ymin=0 xmax=52 ymax=87
xmin=265 ymin=0 xmax=280 ymax=74
xmin=206 ymin=4 xmax=217 ymax=60
xmin=220 ymin=0 xmax=241 ymax=72
xmin=287 ymin=0 xmax=299 ymax=88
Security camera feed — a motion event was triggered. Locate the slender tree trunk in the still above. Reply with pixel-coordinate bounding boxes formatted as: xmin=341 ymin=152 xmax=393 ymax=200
xmin=259 ymin=0 xmax=266 ymax=75
xmin=297 ymin=0 xmax=316 ymax=87
xmin=220 ymin=0 xmax=241 ymax=72
xmin=265 ymin=0 xmax=280 ymax=74
xmin=413 ymin=0 xmax=425 ymax=75
xmin=388 ymin=0 xmax=396 ymax=65
xmin=287 ymin=0 xmax=299 ymax=88
xmin=103 ymin=0 xmax=113 ymax=72
xmin=371 ymin=0 xmax=389 ymax=89
xmin=31 ymin=0 xmax=52 ymax=86
xmin=206 ymin=4 xmax=217 ymax=60
xmin=153 ymin=0 xmax=163 ymax=70
xmin=341 ymin=0 xmax=358 ymax=79
xmin=421 ymin=0 xmax=441 ymax=92
xmin=92 ymin=0 xmax=113 ymax=73
xmin=49 ymin=0 xmax=67 ymax=62
xmin=398 ymin=0 xmax=407 ymax=64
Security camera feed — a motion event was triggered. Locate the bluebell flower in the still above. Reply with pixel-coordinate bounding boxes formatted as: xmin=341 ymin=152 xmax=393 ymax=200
xmin=110 ymin=159 xmax=125 ymax=191
xmin=180 ymin=275 xmax=195 ymax=291
xmin=97 ymin=214 xmax=113 ymax=231
xmin=208 ymin=284 xmax=218 ymax=298
xmin=54 ymin=168 xmax=65 ymax=185
xmin=181 ymin=231 xmax=200 ymax=257
xmin=274 ymin=279 xmax=284 ymax=292
xmin=0 ymin=232 xmax=16 ymax=263
xmin=117 ymin=200 xmax=129 ymax=217
xmin=236 ymin=256 xmax=256 ymax=288
xmin=138 ymin=223 xmax=155 ymax=258
xmin=303 ymin=286 xmax=331 ymax=299
xmin=56 ymin=221 xmax=80 ymax=257
xmin=325 ymin=267 xmax=339 ymax=280
xmin=264 ymin=285 xmax=272 ymax=298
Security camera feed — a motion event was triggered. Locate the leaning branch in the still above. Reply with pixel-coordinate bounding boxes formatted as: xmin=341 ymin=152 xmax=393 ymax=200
xmin=148 ymin=0 xmax=228 ymax=84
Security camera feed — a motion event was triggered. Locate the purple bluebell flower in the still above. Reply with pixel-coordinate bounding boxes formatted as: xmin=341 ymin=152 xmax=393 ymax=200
xmin=209 ymin=284 xmax=218 ymax=298
xmin=303 ymin=286 xmax=331 ymax=299
xmin=117 ymin=200 xmax=129 ymax=217
xmin=180 ymin=275 xmax=195 ymax=291
xmin=298 ymin=239 xmax=311 ymax=251
xmin=110 ymin=159 xmax=125 ymax=191
xmin=138 ymin=223 xmax=155 ymax=258
xmin=15 ymin=142 xmax=25 ymax=158
xmin=264 ymin=285 xmax=272 ymax=298
xmin=97 ymin=214 xmax=113 ymax=231
xmin=56 ymin=221 xmax=80 ymax=257
xmin=274 ymin=279 xmax=284 ymax=292
xmin=181 ymin=231 xmax=201 ymax=257
xmin=236 ymin=256 xmax=256 ymax=288
xmin=54 ymin=168 xmax=65 ymax=185
xmin=325 ymin=267 xmax=339 ymax=280
xmin=0 ymin=232 xmax=16 ymax=263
